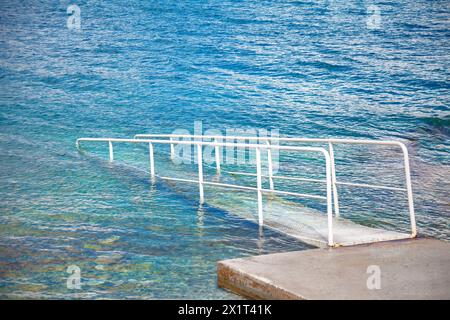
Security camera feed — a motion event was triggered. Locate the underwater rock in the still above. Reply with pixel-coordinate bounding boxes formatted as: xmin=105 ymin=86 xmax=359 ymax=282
xmin=99 ymin=236 xmax=120 ymax=245
xmin=95 ymin=254 xmax=123 ymax=265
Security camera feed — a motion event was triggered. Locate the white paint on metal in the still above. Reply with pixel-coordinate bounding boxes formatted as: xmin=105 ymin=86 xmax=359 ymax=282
xmin=197 ymin=144 xmax=204 ymax=204
xmin=399 ymin=143 xmax=417 ymax=237
xmin=108 ymin=140 xmax=113 ymax=162
xmin=148 ymin=142 xmax=155 ymax=176
xmin=266 ymin=140 xmax=274 ymax=190
xmin=170 ymin=137 xmax=175 ymax=160
xmin=323 ymin=149 xmax=334 ymax=246
xmin=256 ymin=148 xmax=264 ymax=226
xmin=214 ymin=138 xmax=221 ymax=174
xmin=76 ymin=135 xmax=417 ymax=247
xmin=328 ymin=142 xmax=340 ymax=218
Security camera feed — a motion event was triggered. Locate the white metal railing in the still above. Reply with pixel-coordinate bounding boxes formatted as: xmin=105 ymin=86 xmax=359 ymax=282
xmin=76 ymin=137 xmax=335 ymax=246
xmin=133 ymin=133 xmax=417 ymax=238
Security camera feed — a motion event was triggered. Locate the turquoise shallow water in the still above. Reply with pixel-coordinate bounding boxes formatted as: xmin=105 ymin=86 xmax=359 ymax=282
xmin=0 ymin=0 xmax=449 ymax=299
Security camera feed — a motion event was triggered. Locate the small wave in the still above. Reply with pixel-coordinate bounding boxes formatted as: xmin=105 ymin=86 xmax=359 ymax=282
xmin=418 ymin=116 xmax=450 ymax=137
xmin=297 ymin=60 xmax=354 ymax=72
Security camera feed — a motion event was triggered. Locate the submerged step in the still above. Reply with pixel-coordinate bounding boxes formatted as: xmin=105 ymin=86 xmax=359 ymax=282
xmin=257 ymin=200 xmax=413 ymax=247
xmin=162 ymin=178 xmax=413 ymax=247
xmin=217 ymin=238 xmax=450 ymax=300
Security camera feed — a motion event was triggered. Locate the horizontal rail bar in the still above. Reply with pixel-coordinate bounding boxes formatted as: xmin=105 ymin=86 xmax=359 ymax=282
xmin=156 ymin=175 xmax=324 ymax=198
xmin=76 ymin=137 xmax=330 ymax=154
xmin=158 ymin=176 xmax=258 ymax=192
xmin=158 ymin=176 xmax=199 ymax=184
xmin=78 ymin=138 xmax=406 ymax=192
xmin=76 ymin=138 xmax=330 ymax=201
xmin=134 ymin=133 xmax=408 ymax=148
xmin=261 ymin=189 xmax=326 ymax=200
xmin=133 ymin=134 xmax=412 ymax=191
xmin=226 ymin=171 xmax=405 ymax=192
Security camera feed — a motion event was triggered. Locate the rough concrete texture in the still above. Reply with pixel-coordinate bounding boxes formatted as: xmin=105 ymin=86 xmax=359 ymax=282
xmin=217 ymin=238 xmax=450 ymax=300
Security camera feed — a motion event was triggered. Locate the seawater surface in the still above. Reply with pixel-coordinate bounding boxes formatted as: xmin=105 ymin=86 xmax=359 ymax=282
xmin=0 ymin=0 xmax=449 ymax=299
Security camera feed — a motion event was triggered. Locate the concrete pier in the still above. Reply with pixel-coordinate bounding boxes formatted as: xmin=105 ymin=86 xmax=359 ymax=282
xmin=217 ymin=238 xmax=450 ymax=299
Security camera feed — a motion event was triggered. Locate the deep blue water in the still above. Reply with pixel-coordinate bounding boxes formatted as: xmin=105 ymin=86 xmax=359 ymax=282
xmin=0 ymin=0 xmax=449 ymax=299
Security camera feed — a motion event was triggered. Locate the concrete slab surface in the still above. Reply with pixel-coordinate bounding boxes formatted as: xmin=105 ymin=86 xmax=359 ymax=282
xmin=217 ymin=238 xmax=450 ymax=299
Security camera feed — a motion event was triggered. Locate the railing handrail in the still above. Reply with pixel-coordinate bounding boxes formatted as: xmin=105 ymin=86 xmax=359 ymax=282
xmin=76 ymin=137 xmax=335 ymax=246
xmin=134 ymin=133 xmax=404 ymax=147
xmin=77 ymin=137 xmax=328 ymax=153
xmin=76 ymin=134 xmax=418 ymax=246
xmin=133 ymin=133 xmax=417 ymax=238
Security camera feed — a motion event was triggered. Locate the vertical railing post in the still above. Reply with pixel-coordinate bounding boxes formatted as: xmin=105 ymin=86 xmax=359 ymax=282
xmin=255 ymin=147 xmax=263 ymax=226
xmin=266 ymin=140 xmax=274 ymax=190
xmin=197 ymin=143 xmax=204 ymax=204
xmin=214 ymin=138 xmax=221 ymax=174
xmin=399 ymin=143 xmax=417 ymax=237
xmin=148 ymin=142 xmax=155 ymax=177
xmin=169 ymin=137 xmax=175 ymax=161
xmin=328 ymin=142 xmax=340 ymax=218
xmin=108 ymin=140 xmax=114 ymax=162
xmin=323 ymin=150 xmax=334 ymax=246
